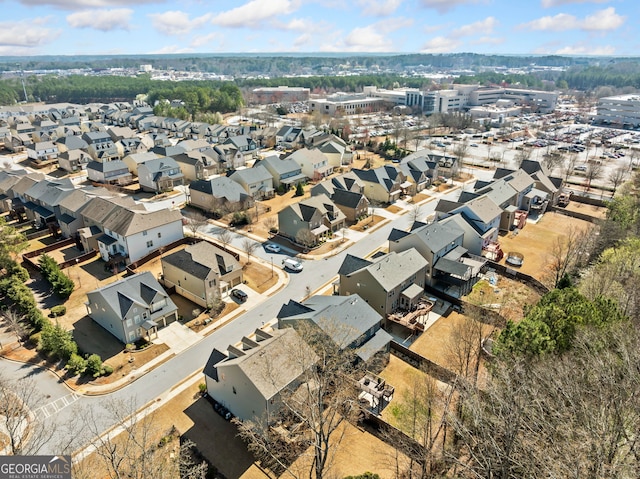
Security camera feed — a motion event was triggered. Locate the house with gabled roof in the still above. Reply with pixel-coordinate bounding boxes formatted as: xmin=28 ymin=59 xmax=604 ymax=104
xmin=254 ymin=155 xmax=306 ymax=190
xmin=96 ymin=205 xmax=184 ymax=264
xmin=77 ymin=196 xmax=137 ymax=253
xmin=388 ymin=220 xmax=486 ymax=296
xmin=25 ymin=141 xmax=59 ymax=165
xmin=338 ymin=248 xmax=427 ymax=316
xmin=55 ymin=135 xmax=88 ymax=153
xmin=228 ymin=165 xmax=274 ymax=200
xmin=161 ymin=241 xmax=243 ymax=307
xmin=278 ymin=193 xmax=346 ymax=246
xmin=315 ymin=135 xmax=353 ymax=168
xmin=86 ymin=271 xmax=178 ymax=344
xmin=137 ymin=157 xmax=184 ymax=193
xmin=122 ymin=151 xmax=162 ymax=176
xmin=82 ymin=131 xmax=119 ymax=161
xmin=56 ymin=187 xmax=114 ymax=239
xmin=22 ymin=178 xmax=76 ymax=228
xmin=310 ymin=182 xmax=369 ymax=224
xmin=287 ymin=147 xmax=333 ymax=181
xmin=275 ymin=125 xmax=303 ymax=148
xmin=352 ymin=165 xmax=405 ymax=204
xmin=277 ymin=294 xmax=392 ymax=366
xmin=189 ymin=176 xmax=254 ymax=215
xmin=203 ymin=327 xmax=318 ymax=424
xmin=86 ymin=160 xmax=133 ymax=186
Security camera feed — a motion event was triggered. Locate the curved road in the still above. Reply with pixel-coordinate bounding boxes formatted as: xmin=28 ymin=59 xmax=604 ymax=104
xmin=1 ymin=186 xmax=465 ymax=455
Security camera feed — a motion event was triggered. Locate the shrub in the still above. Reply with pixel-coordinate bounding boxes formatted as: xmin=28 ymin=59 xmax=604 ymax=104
xmin=50 ymin=305 xmax=66 ymax=317
xmin=199 ymin=383 xmax=207 ymax=393
xmin=66 ymin=353 xmax=87 ymax=376
xmin=125 ymin=343 xmax=135 ymax=352
xmin=102 ymin=364 xmax=114 ymax=376
xmin=7 ymin=263 xmax=30 ymax=282
xmin=39 ymin=323 xmax=77 ymax=360
xmin=86 ymin=354 xmax=103 ymax=378
xmin=38 ymin=254 xmax=75 ymax=299
xmin=230 ymin=212 xmax=251 ymax=226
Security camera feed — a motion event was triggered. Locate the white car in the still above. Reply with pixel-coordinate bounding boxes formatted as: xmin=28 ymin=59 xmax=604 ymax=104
xmin=265 ymin=243 xmax=281 ymax=253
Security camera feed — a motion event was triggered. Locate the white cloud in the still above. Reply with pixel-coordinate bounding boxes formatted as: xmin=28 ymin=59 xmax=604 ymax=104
xmin=67 ymin=8 xmax=133 ymax=31
xmin=421 ymin=36 xmax=461 ymax=53
xmin=293 ymin=33 xmax=311 ymax=47
xmin=541 ymin=0 xmax=609 ymax=7
xmin=520 ymin=7 xmax=624 ymax=31
xmin=149 ymin=11 xmax=211 ymax=36
xmin=190 ymin=32 xmax=223 ymax=48
xmin=343 ymin=25 xmax=393 ymax=51
xmin=0 ymin=18 xmax=61 ymax=47
xmin=16 ymin=0 xmax=159 ymax=9
xmin=356 ymin=0 xmax=403 ymax=16
xmin=555 ymin=44 xmax=616 ymax=55
xmin=212 ymin=0 xmax=300 ymax=28
xmin=582 ymin=7 xmax=625 ymax=31
xmin=451 ymin=17 xmax=497 ymax=38
xmin=420 ymin=0 xmax=483 ymax=14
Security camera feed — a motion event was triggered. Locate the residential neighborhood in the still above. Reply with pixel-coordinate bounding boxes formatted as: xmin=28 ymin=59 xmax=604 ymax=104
xmin=0 ymin=76 xmax=635 ymax=479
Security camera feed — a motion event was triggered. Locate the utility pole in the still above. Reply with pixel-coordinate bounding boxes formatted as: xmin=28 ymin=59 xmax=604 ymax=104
xmin=17 ymin=65 xmax=27 ymax=103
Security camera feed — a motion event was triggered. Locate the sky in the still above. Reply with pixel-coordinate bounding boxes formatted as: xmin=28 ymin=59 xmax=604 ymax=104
xmin=1 ymin=0 xmax=638 ymax=57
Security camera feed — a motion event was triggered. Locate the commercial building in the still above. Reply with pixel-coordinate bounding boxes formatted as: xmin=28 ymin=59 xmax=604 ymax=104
xmin=596 ymin=94 xmax=640 ymax=127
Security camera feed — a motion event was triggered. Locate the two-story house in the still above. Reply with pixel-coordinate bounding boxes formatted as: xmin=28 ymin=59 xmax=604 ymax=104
xmin=86 ymin=160 xmax=133 ymax=186
xmin=254 ymin=155 xmax=307 ymax=190
xmin=86 ymin=271 xmax=178 ymax=344
xmin=161 ymin=241 xmax=243 ymax=307
xmin=277 ymin=294 xmax=392 ymax=367
xmin=388 ymin=220 xmax=485 ymax=296
xmin=137 ymin=157 xmax=185 ymax=193
xmin=189 ymin=176 xmax=254 ymax=215
xmin=288 ymin=148 xmax=333 ymax=181
xmin=338 ymin=248 xmax=428 ymax=316
xmin=203 ymin=327 xmax=318 ymax=424
xmin=278 ymin=194 xmax=346 ymax=246
xmin=96 ymin=205 xmax=184 ymax=264
xmin=352 ymin=165 xmax=406 ymax=204
xmin=228 ymin=165 xmax=274 ymax=200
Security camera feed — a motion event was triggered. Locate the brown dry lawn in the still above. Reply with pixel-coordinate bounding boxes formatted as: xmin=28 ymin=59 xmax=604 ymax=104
xmin=496 ymin=212 xmax=594 ymax=280
xmin=350 ymin=214 xmax=387 ymax=232
xmin=563 ymin=200 xmax=608 ymax=219
xmin=465 ymin=277 xmax=542 ymax=322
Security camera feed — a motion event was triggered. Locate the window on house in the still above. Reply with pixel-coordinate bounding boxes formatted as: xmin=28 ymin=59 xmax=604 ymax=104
xmin=157 ymin=232 xmax=161 ymax=238
xmin=233 ymin=386 xmax=237 ymax=394
xmin=146 ymin=240 xmax=153 ymax=248
xmin=142 ymin=230 xmax=148 ymax=236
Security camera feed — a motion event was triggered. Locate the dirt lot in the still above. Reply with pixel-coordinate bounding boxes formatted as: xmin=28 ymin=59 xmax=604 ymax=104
xmin=563 ymin=200 xmax=608 ymax=219
xmin=465 ymin=276 xmax=542 ymax=322
xmin=350 ymin=214 xmax=387 ymax=232
xmin=496 ymin=212 xmax=594 ymax=280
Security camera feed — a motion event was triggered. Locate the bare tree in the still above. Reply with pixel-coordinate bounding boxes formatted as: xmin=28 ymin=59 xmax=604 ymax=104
xmin=584 ymin=161 xmax=604 ymax=191
xmin=561 ymin=152 xmax=579 ymax=182
xmin=608 ymin=166 xmax=628 ymax=197
xmin=241 ymin=238 xmax=258 ymax=264
xmin=0 ymin=373 xmax=64 ymax=455
xmin=215 ymin=228 xmax=234 ymax=251
xmin=295 ymin=228 xmax=316 ymax=249
xmin=236 ymin=321 xmax=365 ymax=479
xmin=183 ymin=210 xmax=208 ymax=236
xmin=262 ymin=216 xmax=278 ymax=234
xmin=542 ymin=225 xmax=593 ymax=289
xmin=453 ymin=138 xmax=470 ymax=171
xmin=78 ymin=396 xmax=207 ymax=479
xmin=3 ymin=308 xmax=27 ymax=344
xmin=408 ymin=204 xmax=423 ymax=223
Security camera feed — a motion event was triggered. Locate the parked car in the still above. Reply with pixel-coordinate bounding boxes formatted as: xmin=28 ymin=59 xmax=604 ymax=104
xmin=231 ymin=288 xmax=248 ymax=301
xmin=265 ymin=243 xmax=281 ymax=253
xmin=283 ymin=258 xmax=303 ymax=272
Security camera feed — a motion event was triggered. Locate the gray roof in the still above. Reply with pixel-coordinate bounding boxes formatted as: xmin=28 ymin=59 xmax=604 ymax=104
xmin=356 ymin=328 xmax=392 ymax=362
xmin=87 ymin=160 xmax=129 ymax=173
xmin=55 ymin=135 xmax=88 ymax=150
xmin=189 ymin=176 xmax=249 ymax=203
xmin=476 ymin=179 xmax=517 ymax=206
xmin=256 ymin=155 xmax=301 ymax=176
xmin=462 ymin=196 xmax=503 ymax=224
xmin=342 ymin=249 xmax=427 ymax=291
xmin=209 ymin=328 xmax=318 ymax=400
xmin=88 ymin=271 xmax=176 ymax=320
xmin=332 ymin=189 xmax=366 ymax=209
xmin=162 ymin=241 xmax=240 ymax=280
xmin=352 ymin=165 xmax=402 ymax=192
xmin=102 ymin=206 xmax=182 ymax=237
xmin=229 ymin=165 xmax=273 ymax=185
xmin=395 ymin=221 xmax=465 ymax=254
xmin=278 ymin=294 xmax=385 ymax=349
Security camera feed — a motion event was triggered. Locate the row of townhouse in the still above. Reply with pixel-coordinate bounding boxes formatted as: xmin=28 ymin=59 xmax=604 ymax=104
xmin=0 ymin=169 xmax=184 ymax=265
